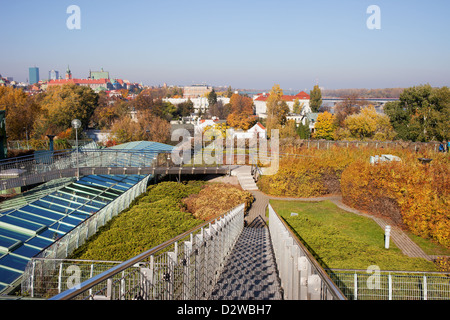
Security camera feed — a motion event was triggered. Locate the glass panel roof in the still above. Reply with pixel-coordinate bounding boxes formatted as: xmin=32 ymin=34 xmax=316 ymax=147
xmin=0 ymin=174 xmax=147 ymax=293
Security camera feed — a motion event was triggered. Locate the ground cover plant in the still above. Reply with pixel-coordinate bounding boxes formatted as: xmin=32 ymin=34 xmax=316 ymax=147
xmin=70 ymin=181 xmax=251 ymax=261
xmin=270 ymin=200 xmax=437 ymax=271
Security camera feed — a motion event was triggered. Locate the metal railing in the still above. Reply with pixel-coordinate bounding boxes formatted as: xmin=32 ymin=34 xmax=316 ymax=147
xmin=268 ymin=204 xmax=347 ymax=300
xmin=46 ymin=203 xmax=245 ymax=300
xmin=328 ymin=269 xmax=450 ymax=300
xmin=0 ymin=149 xmax=167 ymax=191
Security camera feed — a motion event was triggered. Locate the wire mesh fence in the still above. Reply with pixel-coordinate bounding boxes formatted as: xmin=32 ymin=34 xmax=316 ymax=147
xmin=328 ymin=269 xmax=450 ymax=300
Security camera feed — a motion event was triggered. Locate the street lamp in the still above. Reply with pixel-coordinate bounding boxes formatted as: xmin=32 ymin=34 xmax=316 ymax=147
xmin=71 ymin=119 xmax=81 ymax=180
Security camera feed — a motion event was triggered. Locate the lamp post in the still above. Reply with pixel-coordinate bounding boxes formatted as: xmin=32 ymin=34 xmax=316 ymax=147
xmin=71 ymin=119 xmax=81 ymax=180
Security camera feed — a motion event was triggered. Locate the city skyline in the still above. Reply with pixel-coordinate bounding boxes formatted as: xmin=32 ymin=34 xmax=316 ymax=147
xmin=0 ymin=0 xmax=449 ymax=90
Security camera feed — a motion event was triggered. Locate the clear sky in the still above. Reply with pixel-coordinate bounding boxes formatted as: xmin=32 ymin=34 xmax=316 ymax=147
xmin=0 ymin=0 xmax=449 ymax=91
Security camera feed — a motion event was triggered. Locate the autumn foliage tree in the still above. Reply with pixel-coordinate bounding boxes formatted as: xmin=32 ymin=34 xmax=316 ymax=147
xmin=313 ymin=111 xmax=335 ymax=140
xmin=0 ymin=87 xmax=41 ymax=140
xmin=265 ymin=84 xmax=289 ymax=135
xmin=109 ymin=109 xmax=170 ymax=144
xmin=226 ymin=93 xmax=256 ymax=130
xmin=34 ymin=84 xmax=98 ymax=138
xmin=343 ymin=105 xmax=396 ymax=140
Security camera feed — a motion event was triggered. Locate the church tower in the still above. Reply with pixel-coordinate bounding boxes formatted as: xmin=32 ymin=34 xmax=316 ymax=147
xmin=65 ymin=65 xmax=72 ymax=80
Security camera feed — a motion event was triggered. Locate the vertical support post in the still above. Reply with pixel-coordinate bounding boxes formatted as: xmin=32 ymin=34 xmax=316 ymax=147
xmin=30 ymin=259 xmax=35 ymax=298
xmin=291 ymin=246 xmax=300 ymax=300
xmin=58 ymin=262 xmax=63 ymax=293
xmin=184 ymin=240 xmax=192 ymax=300
xmin=298 ymin=256 xmax=310 ymax=300
xmin=423 ymin=275 xmax=427 ymax=300
xmin=388 ymin=273 xmax=392 ymax=300
xmin=308 ymin=274 xmax=322 ymax=300
xmin=354 ymin=273 xmax=358 ymax=300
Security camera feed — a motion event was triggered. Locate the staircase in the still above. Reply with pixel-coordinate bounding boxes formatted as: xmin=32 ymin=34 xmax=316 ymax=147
xmin=210 ymin=220 xmax=282 ymax=300
xmin=231 ymin=166 xmax=258 ymax=191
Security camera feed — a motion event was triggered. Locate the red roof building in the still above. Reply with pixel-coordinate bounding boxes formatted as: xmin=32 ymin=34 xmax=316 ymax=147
xmin=254 ymin=91 xmax=310 ymax=102
xmin=254 ymin=91 xmax=311 ymax=116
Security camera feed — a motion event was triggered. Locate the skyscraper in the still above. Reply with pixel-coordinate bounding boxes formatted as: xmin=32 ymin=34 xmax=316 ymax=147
xmin=29 ymin=67 xmax=39 ymax=85
xmin=49 ymin=69 xmax=59 ymax=80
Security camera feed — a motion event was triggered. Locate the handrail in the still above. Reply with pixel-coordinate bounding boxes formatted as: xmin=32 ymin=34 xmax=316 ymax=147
xmin=49 ymin=203 xmax=245 ymax=300
xmin=268 ymin=204 xmax=347 ymax=300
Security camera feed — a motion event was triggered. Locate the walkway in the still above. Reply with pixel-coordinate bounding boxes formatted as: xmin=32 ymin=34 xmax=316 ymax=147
xmin=210 ymin=218 xmax=282 ymax=300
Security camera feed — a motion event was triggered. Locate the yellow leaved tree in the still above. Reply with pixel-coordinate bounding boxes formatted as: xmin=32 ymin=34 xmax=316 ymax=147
xmin=313 ymin=111 xmax=335 ymax=140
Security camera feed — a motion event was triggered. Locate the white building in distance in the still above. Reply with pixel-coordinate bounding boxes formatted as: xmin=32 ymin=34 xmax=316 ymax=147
xmin=253 ymin=91 xmax=311 ymax=119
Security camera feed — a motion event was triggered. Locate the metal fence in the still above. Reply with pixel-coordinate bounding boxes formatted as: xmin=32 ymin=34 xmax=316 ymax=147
xmin=39 ymin=203 xmax=245 ymax=300
xmin=328 ymin=269 xmax=450 ymax=300
xmin=279 ymin=138 xmax=442 ymax=153
xmin=0 ymin=149 xmax=165 ymax=191
xmin=268 ymin=204 xmax=347 ymax=300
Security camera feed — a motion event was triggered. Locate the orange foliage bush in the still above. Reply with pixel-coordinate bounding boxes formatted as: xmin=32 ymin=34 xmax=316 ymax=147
xmin=341 ymin=153 xmax=449 ymax=248
xmin=435 ymin=256 xmax=450 ymax=272
xmin=258 ymin=145 xmax=392 ymax=197
xmin=183 ymin=183 xmax=254 ymax=220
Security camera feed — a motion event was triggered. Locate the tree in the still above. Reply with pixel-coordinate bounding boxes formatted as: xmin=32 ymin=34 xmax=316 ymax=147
xmin=297 ymin=119 xmax=311 ymax=139
xmin=36 ymin=84 xmax=98 ymax=137
xmin=309 ymin=85 xmax=322 ymax=112
xmin=333 ymin=94 xmax=368 ymax=128
xmin=109 ymin=109 xmax=170 ymax=144
xmin=207 ymin=89 xmax=217 ymax=107
xmin=292 ymin=98 xmax=304 ymax=114
xmin=226 ymin=93 xmax=255 ymax=130
xmin=208 ymin=100 xmax=231 ymax=119
xmin=0 ymin=87 xmax=41 ymax=140
xmin=340 ymin=106 xmax=396 ymax=141
xmin=226 ymin=86 xmax=233 ymax=98
xmin=384 ymin=84 xmax=450 ymax=141
xmin=266 ymin=84 xmax=289 ymax=134
xmin=313 ymin=111 xmax=335 ymax=140
xmin=279 ymin=119 xmax=297 ymax=138
xmin=176 ymin=99 xmax=194 ymax=118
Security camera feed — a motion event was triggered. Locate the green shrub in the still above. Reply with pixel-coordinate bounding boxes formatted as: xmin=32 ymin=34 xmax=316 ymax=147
xmin=70 ymin=181 xmax=205 ymax=261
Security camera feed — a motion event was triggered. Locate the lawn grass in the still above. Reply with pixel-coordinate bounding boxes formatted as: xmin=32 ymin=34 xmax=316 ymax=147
xmin=269 ymin=199 xmax=438 ymax=272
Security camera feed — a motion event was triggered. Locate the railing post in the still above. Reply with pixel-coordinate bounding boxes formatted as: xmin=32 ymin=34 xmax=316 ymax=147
xmin=308 ymin=274 xmax=322 ymax=300
xmin=58 ymin=262 xmax=63 ymax=293
xmin=291 ymin=246 xmax=300 ymax=300
xmin=388 ymin=273 xmax=392 ymax=300
xmin=354 ymin=272 xmax=358 ymax=300
xmin=423 ymin=275 xmax=427 ymax=300
xmin=183 ymin=240 xmax=193 ymax=300
xmin=167 ymin=249 xmax=176 ymax=300
xmin=298 ymin=256 xmax=310 ymax=300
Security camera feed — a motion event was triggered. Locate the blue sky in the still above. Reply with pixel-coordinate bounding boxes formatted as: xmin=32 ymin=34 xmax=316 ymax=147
xmin=0 ymin=0 xmax=449 ymax=90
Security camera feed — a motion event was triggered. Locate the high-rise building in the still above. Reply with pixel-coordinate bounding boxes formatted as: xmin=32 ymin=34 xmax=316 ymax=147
xmin=29 ymin=67 xmax=39 ymax=85
xmin=49 ymin=69 xmax=59 ymax=80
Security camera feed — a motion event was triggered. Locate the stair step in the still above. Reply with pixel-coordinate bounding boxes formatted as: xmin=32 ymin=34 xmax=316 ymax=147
xmin=210 ymin=227 xmax=281 ymax=300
